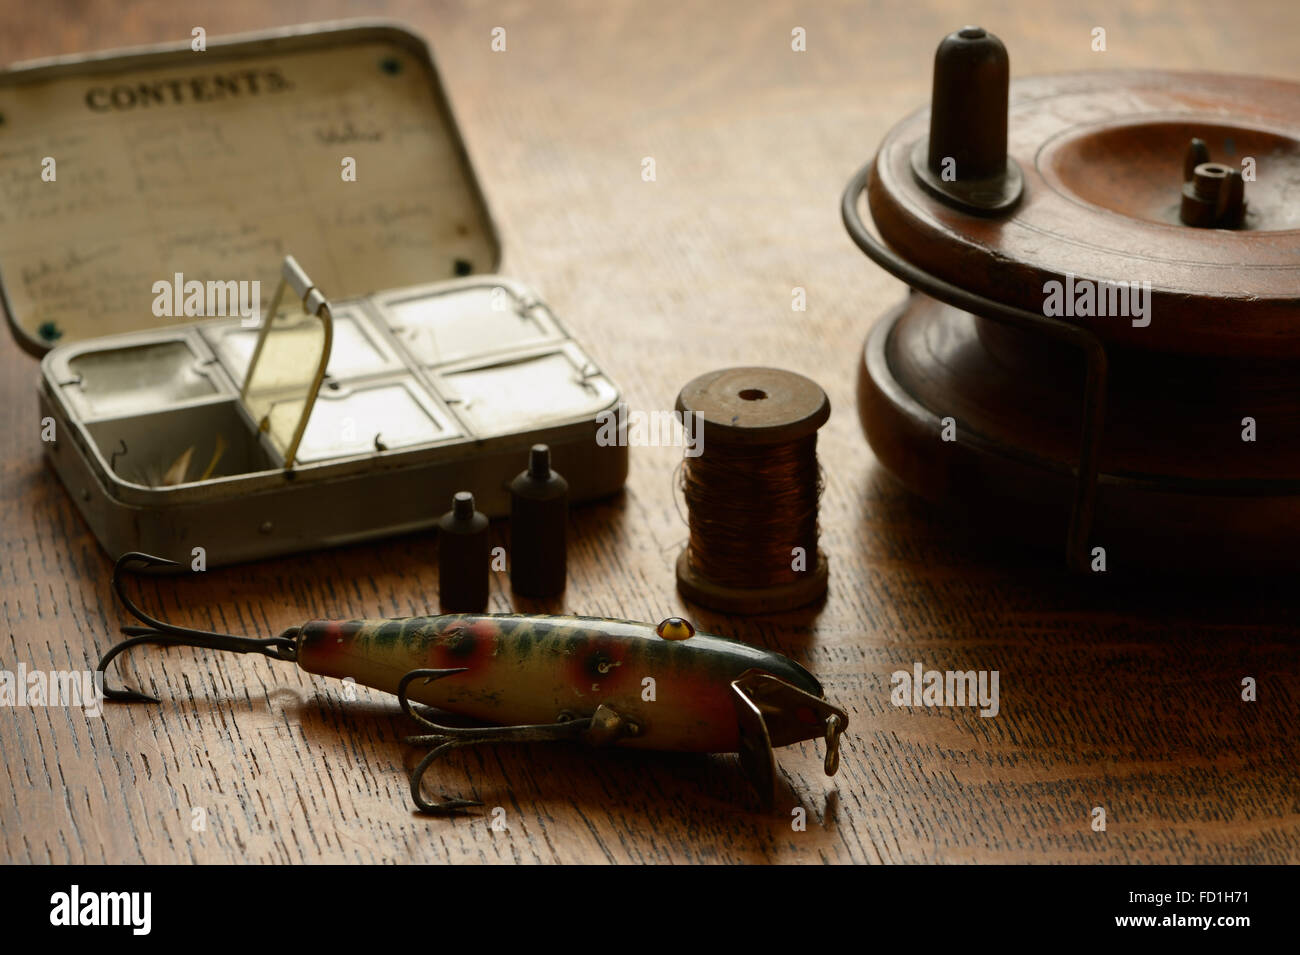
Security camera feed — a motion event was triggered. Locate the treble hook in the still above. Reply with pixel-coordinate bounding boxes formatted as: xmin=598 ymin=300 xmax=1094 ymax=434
xmin=396 ymin=668 xmax=634 ymax=815
xmin=97 ymin=552 xmax=299 ymax=703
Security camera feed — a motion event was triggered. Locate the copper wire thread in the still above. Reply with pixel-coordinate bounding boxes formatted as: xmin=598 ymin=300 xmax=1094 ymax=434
xmin=681 ymin=434 xmax=823 ymax=589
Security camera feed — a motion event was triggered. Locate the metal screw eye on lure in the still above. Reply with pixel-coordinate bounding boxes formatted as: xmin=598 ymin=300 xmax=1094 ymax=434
xmin=97 ymin=553 xmax=848 ymax=814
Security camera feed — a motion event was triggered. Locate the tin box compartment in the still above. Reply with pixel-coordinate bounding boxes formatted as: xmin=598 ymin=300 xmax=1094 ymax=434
xmin=57 ymin=334 xmax=228 ymax=420
xmin=203 ymin=306 xmax=403 ymax=383
xmin=84 ymin=399 xmax=272 ymax=487
xmin=435 ymin=345 xmax=619 ymax=438
xmin=291 ymin=374 xmax=461 ymax=463
xmin=376 ymin=280 xmax=562 ymax=366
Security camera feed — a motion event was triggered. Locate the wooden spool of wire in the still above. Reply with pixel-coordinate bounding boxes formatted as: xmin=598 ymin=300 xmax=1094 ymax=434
xmin=675 ymin=367 xmax=830 ymax=614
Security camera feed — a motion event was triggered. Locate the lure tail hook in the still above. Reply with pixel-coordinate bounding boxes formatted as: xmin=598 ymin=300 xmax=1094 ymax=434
xmin=97 ymin=552 xmax=299 ymax=703
xmin=397 ymin=668 xmax=633 ymax=815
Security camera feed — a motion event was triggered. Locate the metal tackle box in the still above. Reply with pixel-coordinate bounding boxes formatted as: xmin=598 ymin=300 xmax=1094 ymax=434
xmin=0 ymin=21 xmax=627 ymax=566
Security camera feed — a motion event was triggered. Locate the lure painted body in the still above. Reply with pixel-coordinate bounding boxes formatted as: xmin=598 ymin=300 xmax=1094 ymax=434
xmin=99 ymin=554 xmax=848 ymax=813
xmin=296 ymin=613 xmax=827 ymax=754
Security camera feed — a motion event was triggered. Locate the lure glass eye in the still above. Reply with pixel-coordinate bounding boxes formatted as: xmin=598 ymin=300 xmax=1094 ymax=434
xmin=656 ymin=617 xmax=695 ymax=641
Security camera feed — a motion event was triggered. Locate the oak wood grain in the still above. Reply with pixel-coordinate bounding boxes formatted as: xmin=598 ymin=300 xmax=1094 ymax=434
xmin=2 ymin=0 xmax=1298 ymax=864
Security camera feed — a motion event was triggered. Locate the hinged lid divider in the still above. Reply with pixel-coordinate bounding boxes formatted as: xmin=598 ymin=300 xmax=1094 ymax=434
xmin=240 ymin=255 xmax=333 ymax=469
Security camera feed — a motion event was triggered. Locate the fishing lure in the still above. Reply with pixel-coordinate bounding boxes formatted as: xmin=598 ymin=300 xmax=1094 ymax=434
xmin=97 ymin=553 xmax=848 ymax=813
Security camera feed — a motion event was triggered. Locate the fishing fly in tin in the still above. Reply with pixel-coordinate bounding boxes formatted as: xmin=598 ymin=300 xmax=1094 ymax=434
xmin=97 ymin=553 xmax=848 ymax=813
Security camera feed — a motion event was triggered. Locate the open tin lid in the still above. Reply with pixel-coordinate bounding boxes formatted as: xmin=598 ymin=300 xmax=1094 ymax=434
xmin=0 ymin=21 xmax=500 ymax=355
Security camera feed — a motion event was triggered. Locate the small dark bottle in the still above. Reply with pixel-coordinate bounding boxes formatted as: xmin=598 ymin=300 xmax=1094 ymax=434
xmin=437 ymin=491 xmax=490 ymax=612
xmin=509 ymin=445 xmax=569 ymax=597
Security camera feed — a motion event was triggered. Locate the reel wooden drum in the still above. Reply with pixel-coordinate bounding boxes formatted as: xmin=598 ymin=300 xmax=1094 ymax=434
xmin=842 ymin=26 xmax=1300 ymax=573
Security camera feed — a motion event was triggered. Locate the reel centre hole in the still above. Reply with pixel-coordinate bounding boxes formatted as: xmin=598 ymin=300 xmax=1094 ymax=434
xmin=738 ymin=388 xmax=768 ymax=401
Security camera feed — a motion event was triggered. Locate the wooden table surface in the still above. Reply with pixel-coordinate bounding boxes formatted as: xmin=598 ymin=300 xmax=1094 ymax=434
xmin=3 ymin=0 xmax=1298 ymax=865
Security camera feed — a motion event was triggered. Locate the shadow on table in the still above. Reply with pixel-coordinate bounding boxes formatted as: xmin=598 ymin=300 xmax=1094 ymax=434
xmin=286 ymin=692 xmax=832 ymax=859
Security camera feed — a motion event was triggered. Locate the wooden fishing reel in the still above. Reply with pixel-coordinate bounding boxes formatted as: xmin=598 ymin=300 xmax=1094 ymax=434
xmin=842 ymin=26 xmax=1300 ymax=573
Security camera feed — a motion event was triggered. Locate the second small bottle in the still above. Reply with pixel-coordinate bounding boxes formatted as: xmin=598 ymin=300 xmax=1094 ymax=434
xmin=509 ymin=444 xmax=569 ymax=598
